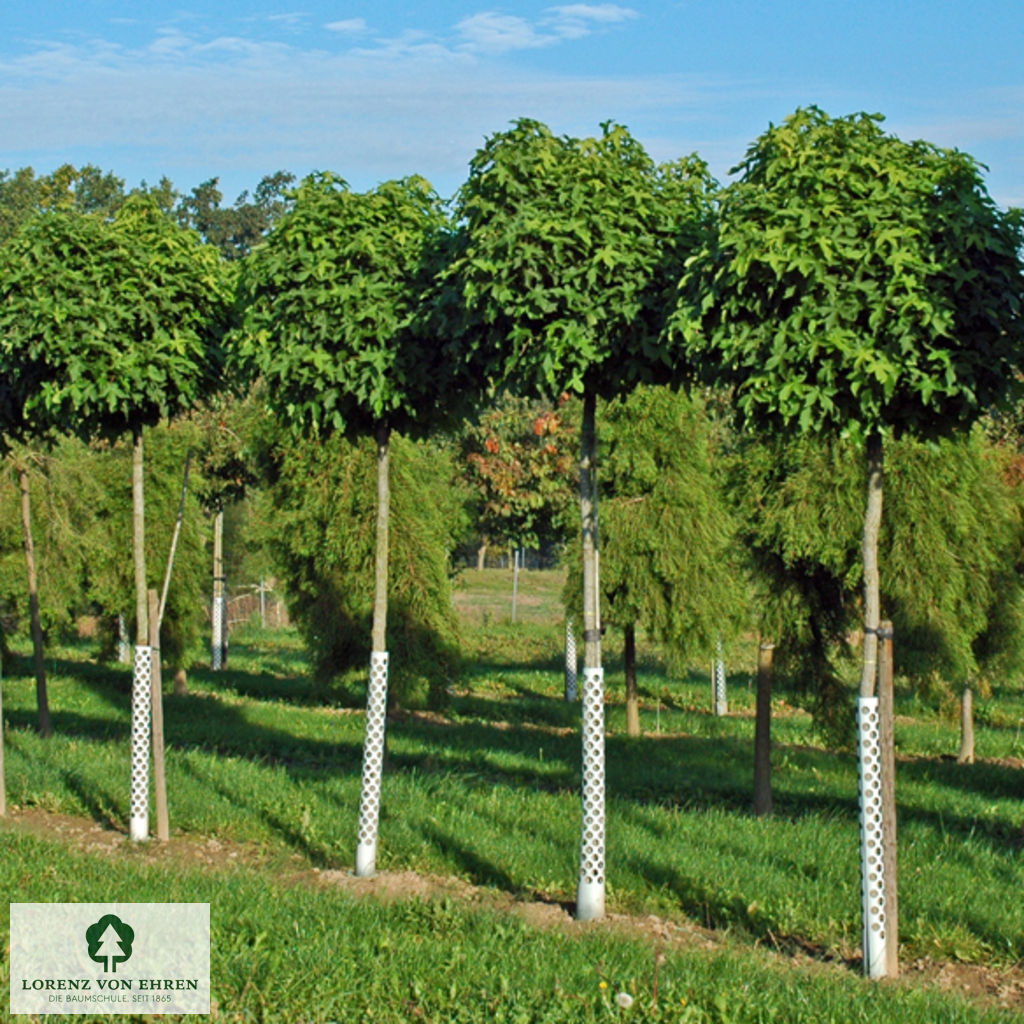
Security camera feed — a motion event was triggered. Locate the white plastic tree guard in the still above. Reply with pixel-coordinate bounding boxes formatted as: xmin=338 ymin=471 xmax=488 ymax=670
xmin=130 ymin=645 xmax=152 ymax=841
xmin=576 ymin=666 xmax=605 ymax=920
xmin=713 ymin=638 xmax=727 ymax=716
xmin=565 ymin=619 xmax=578 ymax=702
xmin=355 ymin=650 xmax=389 ymax=876
xmin=117 ymin=614 xmax=130 ymax=664
xmin=211 ymin=594 xmax=226 ymax=670
xmin=857 ymin=695 xmax=887 ymax=978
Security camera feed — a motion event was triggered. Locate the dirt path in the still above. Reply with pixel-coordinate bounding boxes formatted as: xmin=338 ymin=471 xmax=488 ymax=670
xmin=4 ymin=806 xmax=1024 ymax=1016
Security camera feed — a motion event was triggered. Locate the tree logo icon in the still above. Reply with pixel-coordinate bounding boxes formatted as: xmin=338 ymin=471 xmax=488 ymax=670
xmin=86 ymin=914 xmax=135 ymax=973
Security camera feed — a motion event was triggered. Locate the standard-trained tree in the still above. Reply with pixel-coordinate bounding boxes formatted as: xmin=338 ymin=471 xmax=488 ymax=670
xmin=0 ymin=162 xmax=127 ymax=736
xmin=450 ymin=119 xmax=715 ymax=919
xmin=0 ymin=196 xmax=231 ymax=839
xmin=672 ymin=107 xmax=1024 ymax=977
xmin=236 ymin=172 xmax=461 ymax=877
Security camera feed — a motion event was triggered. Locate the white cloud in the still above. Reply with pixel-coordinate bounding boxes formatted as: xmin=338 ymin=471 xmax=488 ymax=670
xmin=3 ymin=15 xmax=1020 ymax=210
xmin=456 ymin=12 xmax=556 ymax=54
xmin=265 ymin=13 xmax=309 ymax=27
xmin=548 ymin=3 xmax=637 ymax=22
xmin=325 ymin=18 xmax=367 ymax=33
xmin=455 ymin=5 xmax=638 ymax=53
xmin=546 ymin=4 xmax=639 ymax=33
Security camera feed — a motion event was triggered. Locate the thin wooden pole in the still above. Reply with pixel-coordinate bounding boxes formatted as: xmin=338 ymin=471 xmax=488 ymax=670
xmin=0 ymin=654 xmax=6 ymax=816
xmin=753 ymin=641 xmax=774 ymax=817
xmin=149 ymin=589 xmax=169 ymax=841
xmin=158 ymin=452 xmax=191 ymax=627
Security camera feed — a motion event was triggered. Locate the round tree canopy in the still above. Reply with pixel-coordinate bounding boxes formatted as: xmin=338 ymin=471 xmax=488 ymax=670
xmin=235 ymin=173 xmax=459 ymax=439
xmin=672 ymin=107 xmax=1024 ymax=441
xmin=0 ymin=196 xmax=230 ymax=442
xmin=450 ymin=118 xmax=716 ymax=400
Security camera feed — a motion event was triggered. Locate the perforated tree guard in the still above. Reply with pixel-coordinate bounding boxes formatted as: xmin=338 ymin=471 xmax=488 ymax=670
xmin=713 ymin=639 xmax=727 ymax=716
xmin=211 ymin=594 xmax=226 ymax=670
xmin=576 ymin=666 xmax=605 ymax=920
xmin=117 ymin=614 xmax=130 ymax=664
xmin=565 ymin=619 xmax=578 ymax=702
xmin=355 ymin=651 xmax=389 ymax=876
xmin=858 ymin=696 xmax=887 ymax=978
xmin=130 ymin=645 xmax=152 ymax=841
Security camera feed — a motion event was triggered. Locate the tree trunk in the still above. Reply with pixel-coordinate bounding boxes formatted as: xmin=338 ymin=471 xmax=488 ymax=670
xmin=624 ymin=622 xmax=640 ymax=737
xmin=355 ymin=422 xmax=392 ymax=877
xmin=476 ymin=543 xmax=487 ymax=571
xmin=18 ymin=463 xmax=51 ymax=737
xmin=576 ymin=388 xmax=605 ymax=922
xmin=148 ymin=589 xmax=169 ymax=841
xmin=133 ymin=428 xmax=148 ymax=646
xmin=857 ymin=430 xmax=887 ymax=979
xmin=957 ymin=687 xmax=975 ymax=765
xmin=173 ymin=668 xmax=188 ymax=696
xmin=859 ymin=432 xmax=884 ymax=701
xmin=129 ymin=425 xmax=150 ymax=841
xmin=211 ymin=509 xmax=225 ymax=670
xmin=580 ymin=391 xmax=602 ymax=675
xmin=878 ymin=620 xmax=899 ymax=978
xmin=753 ymin=641 xmax=774 ymax=817
xmin=372 ymin=424 xmax=390 ymax=654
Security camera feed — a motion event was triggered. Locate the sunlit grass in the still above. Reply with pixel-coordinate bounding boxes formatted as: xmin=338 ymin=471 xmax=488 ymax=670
xmin=2 ymin=568 xmax=1024 ymax=1020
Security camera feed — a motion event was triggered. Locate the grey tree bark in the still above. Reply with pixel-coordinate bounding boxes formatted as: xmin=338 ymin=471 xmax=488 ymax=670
xmin=859 ymin=433 xmax=884 ymax=700
xmin=133 ymin=428 xmax=148 ymax=646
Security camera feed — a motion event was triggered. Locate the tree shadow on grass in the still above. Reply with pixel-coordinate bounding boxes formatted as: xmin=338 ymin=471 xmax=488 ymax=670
xmin=448 ymin=690 xmax=580 ymax=732
xmin=9 ymin=649 xmax=1024 ymax=874
xmin=174 ymin=755 xmax=344 ymax=869
xmin=419 ymin=821 xmax=521 ymax=893
xmin=59 ymin=766 xmax=122 ymax=832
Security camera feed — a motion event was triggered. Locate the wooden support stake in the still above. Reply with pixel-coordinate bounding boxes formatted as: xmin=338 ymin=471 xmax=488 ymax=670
xmin=753 ymin=641 xmax=774 ymax=817
xmin=0 ymin=655 xmax=6 ymax=816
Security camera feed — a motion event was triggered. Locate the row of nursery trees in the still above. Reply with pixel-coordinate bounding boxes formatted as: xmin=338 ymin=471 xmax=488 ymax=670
xmin=1 ymin=108 xmax=1023 ymax=979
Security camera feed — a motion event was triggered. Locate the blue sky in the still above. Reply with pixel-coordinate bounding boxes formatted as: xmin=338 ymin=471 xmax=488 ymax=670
xmin=2 ymin=2 xmax=1022 ymax=206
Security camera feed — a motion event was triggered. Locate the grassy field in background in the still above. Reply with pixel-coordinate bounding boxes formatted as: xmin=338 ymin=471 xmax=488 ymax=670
xmin=2 ymin=567 xmax=1024 ymax=1021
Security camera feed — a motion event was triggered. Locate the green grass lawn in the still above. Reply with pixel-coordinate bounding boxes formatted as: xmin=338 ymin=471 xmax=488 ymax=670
xmin=2 ymin=568 xmax=1024 ymax=1021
